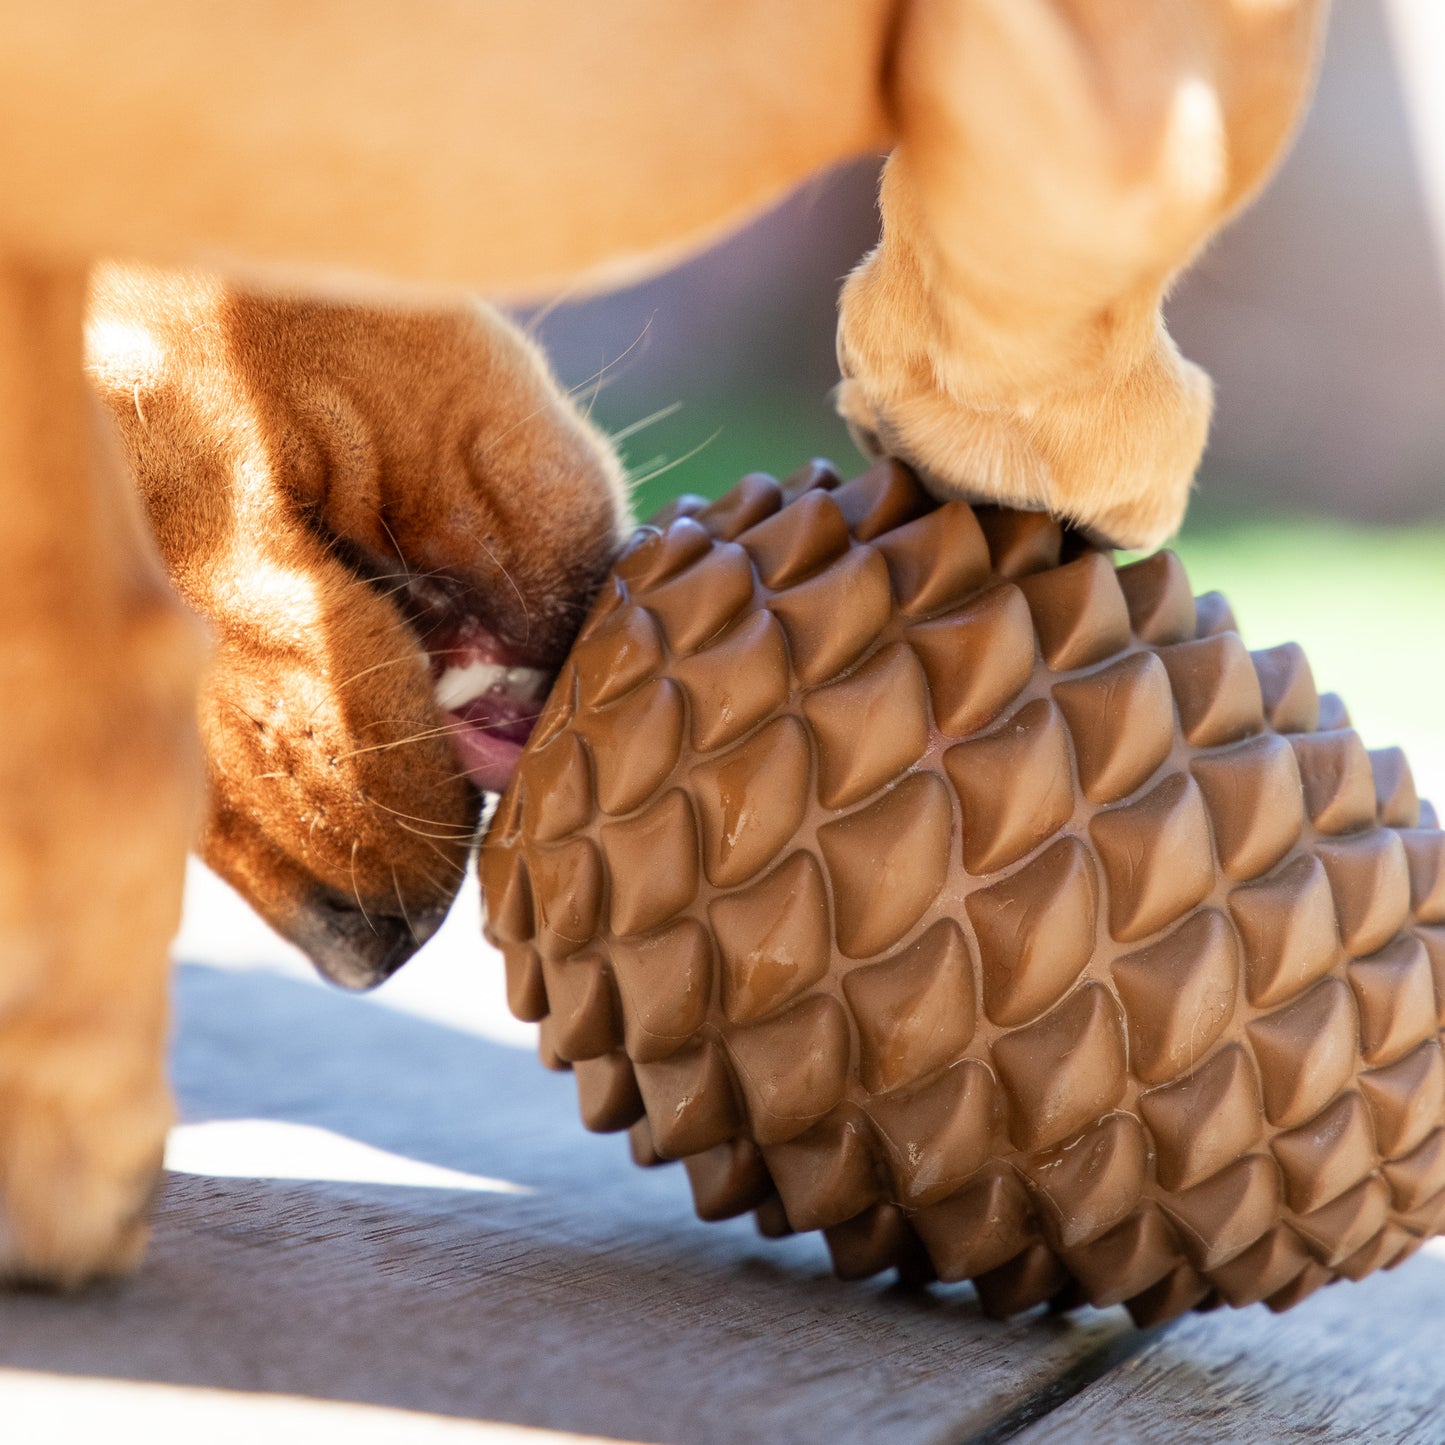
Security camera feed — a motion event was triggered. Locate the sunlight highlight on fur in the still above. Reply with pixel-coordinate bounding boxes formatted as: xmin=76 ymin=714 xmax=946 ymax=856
xmin=1163 ymin=77 xmax=1228 ymax=210
xmin=84 ymin=317 xmax=167 ymax=385
xmin=219 ymin=553 xmax=331 ymax=637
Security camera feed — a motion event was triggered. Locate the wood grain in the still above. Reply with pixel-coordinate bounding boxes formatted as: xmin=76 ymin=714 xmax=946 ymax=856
xmin=0 ymin=959 xmax=1137 ymax=1443
xmin=1014 ymin=1246 xmax=1445 ymax=1444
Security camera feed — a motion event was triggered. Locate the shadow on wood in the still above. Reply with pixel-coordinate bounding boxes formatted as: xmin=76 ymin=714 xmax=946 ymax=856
xmin=0 ymin=964 xmax=1135 ymax=1444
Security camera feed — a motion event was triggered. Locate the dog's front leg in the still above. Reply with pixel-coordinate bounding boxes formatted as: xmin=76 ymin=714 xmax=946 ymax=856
xmin=837 ymin=0 xmax=1327 ymax=548
xmin=0 ymin=258 xmax=206 ymax=1286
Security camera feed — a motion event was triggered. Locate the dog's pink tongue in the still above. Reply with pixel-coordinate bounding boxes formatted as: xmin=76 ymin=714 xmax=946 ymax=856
xmin=450 ymin=725 xmax=526 ymax=793
xmin=444 ymin=689 xmax=543 ymax=792
xmin=431 ymin=628 xmax=553 ymax=794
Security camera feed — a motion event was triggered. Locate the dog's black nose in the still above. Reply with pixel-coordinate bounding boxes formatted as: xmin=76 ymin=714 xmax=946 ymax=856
xmin=291 ymin=892 xmax=450 ymax=990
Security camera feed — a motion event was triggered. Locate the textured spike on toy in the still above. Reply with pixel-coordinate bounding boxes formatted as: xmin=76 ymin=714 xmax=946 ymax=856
xmin=481 ymin=458 xmax=1445 ymax=1324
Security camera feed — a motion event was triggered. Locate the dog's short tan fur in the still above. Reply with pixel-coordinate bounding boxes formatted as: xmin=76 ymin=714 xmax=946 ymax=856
xmin=87 ymin=264 xmax=628 ymax=987
xmin=0 ymin=1 xmax=1324 ymax=1285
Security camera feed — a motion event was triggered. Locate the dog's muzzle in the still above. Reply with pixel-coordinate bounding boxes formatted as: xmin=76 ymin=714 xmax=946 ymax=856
xmin=290 ymin=891 xmax=450 ymax=989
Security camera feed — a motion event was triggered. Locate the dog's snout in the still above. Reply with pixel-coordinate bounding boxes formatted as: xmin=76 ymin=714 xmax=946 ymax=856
xmin=291 ymin=892 xmax=449 ymax=990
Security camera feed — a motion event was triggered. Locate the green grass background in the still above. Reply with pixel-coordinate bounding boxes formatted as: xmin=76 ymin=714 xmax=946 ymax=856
xmin=1169 ymin=520 xmax=1445 ymax=803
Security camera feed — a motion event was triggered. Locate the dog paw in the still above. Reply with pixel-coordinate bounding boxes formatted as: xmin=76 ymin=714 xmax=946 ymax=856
xmin=836 ymin=253 xmax=1212 ymax=551
xmin=0 ymin=1041 xmax=171 ymax=1290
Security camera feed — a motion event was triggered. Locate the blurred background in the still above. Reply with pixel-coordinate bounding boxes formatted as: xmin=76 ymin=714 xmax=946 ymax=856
xmin=516 ymin=0 xmax=1445 ymax=801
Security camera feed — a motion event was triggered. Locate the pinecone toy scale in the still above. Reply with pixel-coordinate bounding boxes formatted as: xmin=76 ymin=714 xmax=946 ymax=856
xmin=480 ymin=458 xmax=1445 ymax=1325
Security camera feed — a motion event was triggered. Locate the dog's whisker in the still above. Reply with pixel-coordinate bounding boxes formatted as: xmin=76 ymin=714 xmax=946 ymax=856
xmin=370 ymin=577 xmax=432 ymax=605
xmin=475 ymin=394 xmax=568 ymax=460
xmin=434 ymin=764 xmax=503 ymax=793
xmin=390 ymin=865 xmax=419 ymax=945
xmin=384 ymin=814 xmax=479 ymax=845
xmin=341 ymin=711 xmax=465 ymax=735
xmin=514 ymin=284 xmax=584 ymax=339
xmin=479 ymin=550 xmax=531 ymax=642
xmin=561 ymin=314 xmax=655 ymax=408
xmin=331 ymin=715 xmax=531 ymax=763
xmin=363 ymin=799 xmax=472 ymax=877
xmin=332 ymin=731 xmax=460 ymax=763
xmin=580 ymin=374 xmax=602 ymax=426
xmin=608 ymin=399 xmax=683 ymax=446
xmin=627 ymin=427 xmax=724 ymax=491
xmin=412 ymin=856 xmax=461 ymax=893
xmin=224 ymin=698 xmax=267 ymax=729
xmin=626 ymin=451 xmax=667 ymax=480
xmin=340 ymin=565 xmax=452 ymax=593
xmin=478 ymin=317 xmax=657 ymax=464
xmin=349 ymin=840 xmax=378 ymax=935
xmin=365 ymin=796 xmax=481 ymax=835
xmin=409 ymin=837 xmax=469 ymax=881
xmin=376 ymin=513 xmax=410 ymax=571
xmin=306 ymin=655 xmax=422 ymax=722
xmin=366 ymin=807 xmax=478 ymax=845
xmin=577 ymin=320 xmax=653 ymax=427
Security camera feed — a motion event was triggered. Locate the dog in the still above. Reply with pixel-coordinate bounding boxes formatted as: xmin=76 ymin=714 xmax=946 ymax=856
xmin=0 ymin=0 xmax=1325 ymax=1286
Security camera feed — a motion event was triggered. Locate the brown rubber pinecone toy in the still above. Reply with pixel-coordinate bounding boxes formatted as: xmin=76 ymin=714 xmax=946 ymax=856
xmin=481 ymin=458 xmax=1445 ymax=1325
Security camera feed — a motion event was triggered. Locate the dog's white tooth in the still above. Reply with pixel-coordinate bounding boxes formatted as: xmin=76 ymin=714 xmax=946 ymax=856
xmin=504 ymin=665 xmax=549 ymax=698
xmin=434 ymin=660 xmax=507 ymax=709
xmin=433 ymin=660 xmax=549 ymax=710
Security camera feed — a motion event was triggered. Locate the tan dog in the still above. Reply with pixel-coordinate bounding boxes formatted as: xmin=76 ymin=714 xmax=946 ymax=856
xmin=0 ymin=0 xmax=1325 ymax=1287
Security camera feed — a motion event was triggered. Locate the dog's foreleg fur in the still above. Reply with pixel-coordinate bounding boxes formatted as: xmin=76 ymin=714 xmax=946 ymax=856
xmin=0 ymin=258 xmax=207 ymax=1285
xmin=837 ymin=0 xmax=1328 ymax=547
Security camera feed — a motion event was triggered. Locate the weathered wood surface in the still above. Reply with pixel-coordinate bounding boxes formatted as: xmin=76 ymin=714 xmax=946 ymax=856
xmin=1014 ymin=1246 xmax=1445 ymax=1445
xmin=0 ymin=882 xmax=1138 ymax=1444
xmin=11 ymin=871 xmax=1445 ymax=1442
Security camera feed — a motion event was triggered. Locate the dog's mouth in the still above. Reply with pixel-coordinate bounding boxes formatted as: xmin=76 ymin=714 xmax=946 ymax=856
xmin=429 ymin=618 xmax=552 ymax=793
xmin=384 ymin=570 xmax=558 ymax=796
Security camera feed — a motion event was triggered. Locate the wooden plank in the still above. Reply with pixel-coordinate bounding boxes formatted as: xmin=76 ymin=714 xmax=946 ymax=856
xmin=0 ymin=957 xmax=1141 ymax=1444
xmin=1013 ymin=1249 xmax=1445 ymax=1444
